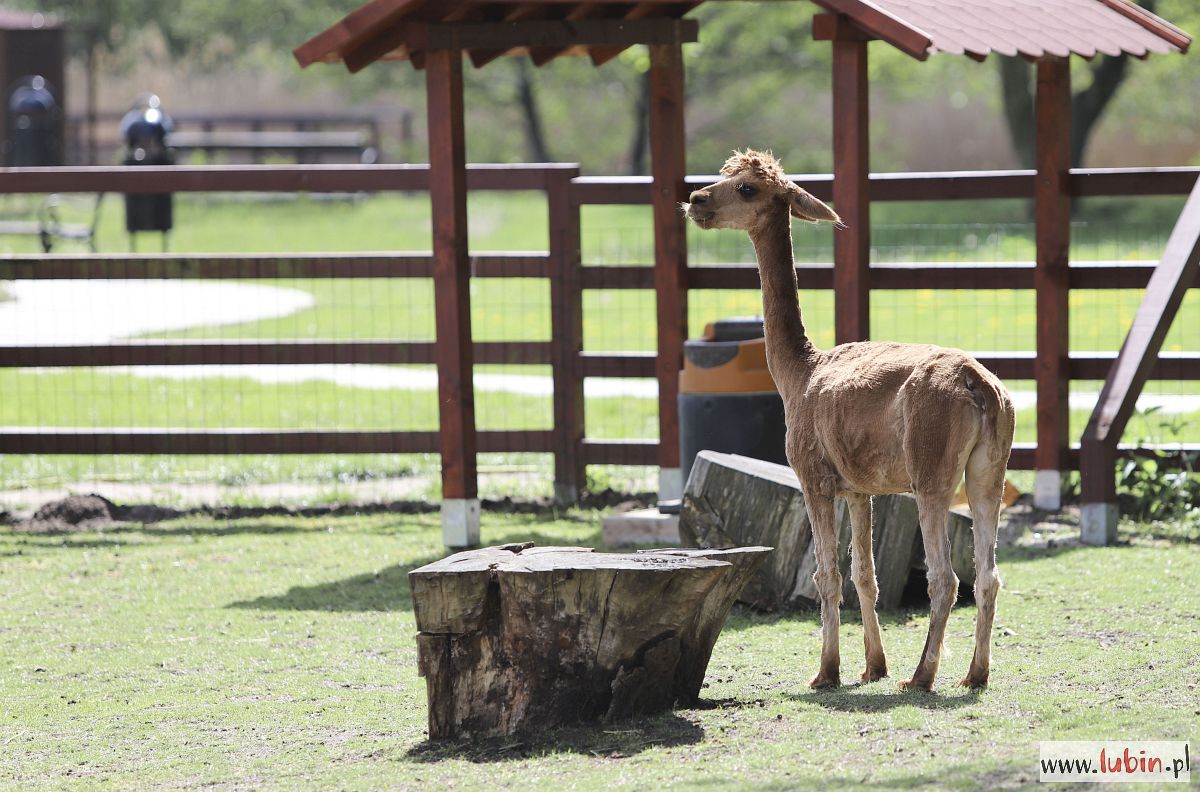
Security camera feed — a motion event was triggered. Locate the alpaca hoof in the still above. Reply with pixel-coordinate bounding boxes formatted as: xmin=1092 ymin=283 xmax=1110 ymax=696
xmin=859 ymin=666 xmax=888 ymax=684
xmin=809 ymin=674 xmax=841 ymax=690
xmin=898 ymin=677 xmax=934 ymax=692
xmin=959 ymin=674 xmax=988 ymax=690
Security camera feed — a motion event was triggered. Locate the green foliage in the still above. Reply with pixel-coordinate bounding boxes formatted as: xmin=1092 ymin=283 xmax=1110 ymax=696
xmin=1117 ymin=406 xmax=1200 ymax=523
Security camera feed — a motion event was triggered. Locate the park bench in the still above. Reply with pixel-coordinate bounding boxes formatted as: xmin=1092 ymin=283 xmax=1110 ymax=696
xmin=0 ymin=193 xmax=102 ymax=252
xmin=167 ymin=129 xmax=378 ymax=164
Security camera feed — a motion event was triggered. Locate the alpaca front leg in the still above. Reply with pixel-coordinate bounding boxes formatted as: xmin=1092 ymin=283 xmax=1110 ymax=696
xmin=846 ymin=493 xmax=888 ymax=682
xmin=901 ymin=492 xmax=958 ymax=692
xmin=805 ymin=492 xmax=842 ymax=689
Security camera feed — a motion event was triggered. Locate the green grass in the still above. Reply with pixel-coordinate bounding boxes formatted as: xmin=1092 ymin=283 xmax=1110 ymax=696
xmin=0 ymin=511 xmax=1196 ymax=790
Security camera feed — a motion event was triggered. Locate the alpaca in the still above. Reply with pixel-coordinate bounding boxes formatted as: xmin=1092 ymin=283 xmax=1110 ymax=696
xmin=684 ymin=151 xmax=1016 ymax=691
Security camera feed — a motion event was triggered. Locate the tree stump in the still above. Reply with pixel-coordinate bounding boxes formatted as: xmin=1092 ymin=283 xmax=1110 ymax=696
xmin=679 ymin=451 xmax=974 ymax=611
xmin=408 ymin=542 xmax=771 ymax=739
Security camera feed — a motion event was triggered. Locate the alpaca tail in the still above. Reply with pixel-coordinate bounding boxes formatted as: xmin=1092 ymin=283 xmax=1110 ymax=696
xmin=963 ymin=362 xmax=1016 ymax=470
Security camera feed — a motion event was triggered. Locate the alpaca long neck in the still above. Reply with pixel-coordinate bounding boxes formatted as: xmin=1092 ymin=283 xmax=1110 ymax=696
xmin=750 ymin=210 xmax=817 ymax=379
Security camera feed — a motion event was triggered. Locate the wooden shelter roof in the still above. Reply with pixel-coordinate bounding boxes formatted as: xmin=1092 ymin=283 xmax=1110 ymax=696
xmin=294 ymin=0 xmax=699 ymax=72
xmin=811 ymin=0 xmax=1190 ymax=61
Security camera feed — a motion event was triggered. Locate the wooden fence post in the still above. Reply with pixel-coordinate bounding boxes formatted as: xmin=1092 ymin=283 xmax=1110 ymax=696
xmin=1034 ymin=57 xmax=1072 ymax=510
xmin=426 ymin=49 xmax=479 ymax=547
xmin=648 ymin=41 xmax=688 ymax=501
xmin=548 ymin=167 xmax=584 ymax=504
xmin=831 ymin=23 xmax=871 ymax=345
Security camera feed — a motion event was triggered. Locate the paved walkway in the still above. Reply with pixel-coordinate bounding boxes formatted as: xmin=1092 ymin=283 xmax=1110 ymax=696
xmin=2 ymin=280 xmax=1197 ymax=412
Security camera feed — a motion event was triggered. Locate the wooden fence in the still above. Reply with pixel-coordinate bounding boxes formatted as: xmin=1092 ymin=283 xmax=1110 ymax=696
xmin=0 ymin=163 xmax=1198 ymax=502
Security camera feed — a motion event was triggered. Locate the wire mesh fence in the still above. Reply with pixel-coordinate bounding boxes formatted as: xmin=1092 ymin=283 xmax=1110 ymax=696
xmin=0 ymin=177 xmax=1196 ymax=510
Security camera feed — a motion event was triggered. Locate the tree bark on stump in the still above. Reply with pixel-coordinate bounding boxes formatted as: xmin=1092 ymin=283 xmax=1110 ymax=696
xmin=679 ymin=451 xmax=974 ymax=611
xmin=408 ymin=542 xmax=771 ymax=739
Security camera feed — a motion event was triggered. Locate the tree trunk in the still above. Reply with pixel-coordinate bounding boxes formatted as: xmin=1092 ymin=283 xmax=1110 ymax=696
xmin=409 ymin=542 xmax=771 ymax=739
xmin=626 ymin=69 xmax=651 ymax=175
xmin=514 ymin=59 xmax=552 ymax=162
xmin=998 ymin=0 xmax=1154 ymax=172
xmin=999 ymin=57 xmax=1036 ymax=169
xmin=679 ymin=451 xmax=974 ymax=612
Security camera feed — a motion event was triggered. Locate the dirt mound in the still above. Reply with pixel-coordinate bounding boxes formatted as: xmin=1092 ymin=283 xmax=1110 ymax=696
xmin=24 ymin=494 xmax=119 ymax=533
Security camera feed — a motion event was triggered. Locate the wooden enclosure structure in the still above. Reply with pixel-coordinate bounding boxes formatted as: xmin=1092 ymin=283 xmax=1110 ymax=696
xmin=295 ymin=0 xmax=701 ymax=544
xmin=0 ymin=1 xmax=1195 ymax=548
xmin=0 ymin=165 xmax=1197 ymax=503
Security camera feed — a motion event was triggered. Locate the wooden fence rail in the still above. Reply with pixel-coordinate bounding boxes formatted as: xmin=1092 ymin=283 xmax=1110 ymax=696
xmin=1 ymin=164 xmax=1198 ymax=505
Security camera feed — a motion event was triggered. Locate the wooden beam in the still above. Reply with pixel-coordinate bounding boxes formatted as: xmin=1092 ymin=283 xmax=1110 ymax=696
xmin=831 ymin=27 xmax=871 ymax=344
xmin=468 ymin=2 xmax=546 ymax=68
xmin=1080 ymin=178 xmax=1200 ymax=524
xmin=0 ymin=429 xmax=554 ymax=455
xmin=812 ymin=13 xmax=873 ymax=42
xmin=809 ymin=0 xmax=932 ymax=60
xmin=529 ymin=2 xmax=605 ymax=67
xmin=0 ymin=340 xmax=552 ymax=368
xmin=404 ymin=18 xmax=697 ymax=53
xmin=648 ymin=41 xmax=688 ymax=490
xmin=588 ymin=1 xmax=690 ymax=67
xmin=1033 ymin=57 xmax=1072 ymax=497
xmin=426 ymin=49 xmax=478 ymax=503
xmin=547 ymin=167 xmax=586 ymax=503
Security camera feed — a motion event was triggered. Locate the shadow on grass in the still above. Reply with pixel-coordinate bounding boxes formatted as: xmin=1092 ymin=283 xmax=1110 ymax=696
xmin=739 ymin=760 xmax=1031 ymax=791
xmin=228 ymin=556 xmax=438 ymax=613
xmin=404 ymin=712 xmax=704 ymax=763
xmin=789 ymin=684 xmax=981 ymax=713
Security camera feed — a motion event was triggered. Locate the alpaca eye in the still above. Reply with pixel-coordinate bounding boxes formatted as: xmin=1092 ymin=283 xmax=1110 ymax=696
xmin=736 ymin=184 xmax=756 ymax=198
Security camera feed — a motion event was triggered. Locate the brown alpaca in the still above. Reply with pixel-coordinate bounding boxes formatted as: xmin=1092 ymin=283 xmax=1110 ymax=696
xmin=684 ymin=151 xmax=1016 ymax=691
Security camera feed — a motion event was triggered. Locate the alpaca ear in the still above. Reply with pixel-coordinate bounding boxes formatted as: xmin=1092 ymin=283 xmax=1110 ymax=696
xmin=790 ymin=186 xmax=843 ymax=227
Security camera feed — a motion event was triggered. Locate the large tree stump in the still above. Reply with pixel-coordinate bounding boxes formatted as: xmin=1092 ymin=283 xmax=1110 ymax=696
xmin=679 ymin=451 xmax=973 ymax=611
xmin=408 ymin=542 xmax=771 ymax=739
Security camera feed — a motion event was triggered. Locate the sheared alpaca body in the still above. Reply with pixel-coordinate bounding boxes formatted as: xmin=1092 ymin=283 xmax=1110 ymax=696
xmin=685 ymin=151 xmax=1016 ymax=690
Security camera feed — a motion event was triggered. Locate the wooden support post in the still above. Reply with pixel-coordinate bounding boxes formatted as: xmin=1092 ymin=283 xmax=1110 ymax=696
xmin=831 ymin=27 xmax=871 ymax=345
xmin=648 ymin=42 xmax=688 ymax=500
xmin=1080 ymin=179 xmax=1200 ymax=544
xmin=1034 ymin=57 xmax=1072 ymax=510
xmin=548 ymin=167 xmax=585 ymax=504
xmin=426 ymin=49 xmax=479 ymax=547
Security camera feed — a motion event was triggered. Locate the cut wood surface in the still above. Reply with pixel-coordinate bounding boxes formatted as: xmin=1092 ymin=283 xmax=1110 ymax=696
xmin=409 ymin=542 xmax=771 ymax=739
xmin=679 ymin=451 xmax=974 ymax=611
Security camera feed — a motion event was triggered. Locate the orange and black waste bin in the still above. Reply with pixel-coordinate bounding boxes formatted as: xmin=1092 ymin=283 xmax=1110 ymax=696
xmin=678 ymin=317 xmax=787 ymax=487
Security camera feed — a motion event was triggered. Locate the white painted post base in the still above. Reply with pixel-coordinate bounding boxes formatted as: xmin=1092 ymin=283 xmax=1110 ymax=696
xmin=441 ymin=498 xmax=481 ymax=548
xmin=553 ymin=482 xmax=579 ymax=507
xmin=659 ymin=467 xmax=683 ymax=502
xmin=1080 ymin=502 xmax=1118 ymax=546
xmin=1033 ymin=469 xmax=1063 ymax=511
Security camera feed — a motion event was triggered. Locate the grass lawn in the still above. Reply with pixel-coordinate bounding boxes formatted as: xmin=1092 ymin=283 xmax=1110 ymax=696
xmin=1 ymin=511 xmax=1197 ymax=790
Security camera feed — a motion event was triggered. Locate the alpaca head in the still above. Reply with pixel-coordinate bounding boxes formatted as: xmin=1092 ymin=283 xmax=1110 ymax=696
xmin=683 ymin=149 xmax=841 ymax=232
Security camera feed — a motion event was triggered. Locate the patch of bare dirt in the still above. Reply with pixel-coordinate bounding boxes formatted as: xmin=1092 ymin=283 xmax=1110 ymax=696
xmin=21 ymin=494 xmax=122 ymax=533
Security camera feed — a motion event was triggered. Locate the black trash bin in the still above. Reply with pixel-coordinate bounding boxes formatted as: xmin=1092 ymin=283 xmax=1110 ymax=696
xmin=119 ymin=94 xmax=174 ymax=243
xmin=7 ymin=75 xmax=61 ymax=166
xmin=678 ymin=316 xmax=788 ymax=488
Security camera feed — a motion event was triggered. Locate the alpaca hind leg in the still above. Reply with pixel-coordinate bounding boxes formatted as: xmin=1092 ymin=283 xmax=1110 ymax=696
xmin=805 ymin=491 xmax=842 ymax=689
xmin=846 ymin=493 xmax=888 ymax=682
xmin=901 ymin=490 xmax=959 ymax=692
xmin=961 ymin=455 xmax=1004 ymax=689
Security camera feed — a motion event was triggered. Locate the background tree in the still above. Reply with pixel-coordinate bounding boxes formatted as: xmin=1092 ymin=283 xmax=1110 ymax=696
xmin=997 ymin=0 xmax=1199 ymax=168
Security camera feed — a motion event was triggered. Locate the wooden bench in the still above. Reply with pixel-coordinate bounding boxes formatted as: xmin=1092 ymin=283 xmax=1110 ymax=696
xmin=0 ymin=194 xmax=102 ymax=252
xmin=167 ymin=130 xmax=378 ymax=164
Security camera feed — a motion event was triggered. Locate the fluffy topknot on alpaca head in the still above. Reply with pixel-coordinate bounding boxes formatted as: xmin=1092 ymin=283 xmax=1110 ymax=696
xmin=720 ymin=149 xmax=790 ymax=188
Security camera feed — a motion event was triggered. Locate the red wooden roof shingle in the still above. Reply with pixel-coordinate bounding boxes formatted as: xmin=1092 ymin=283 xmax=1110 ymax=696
xmin=812 ymin=0 xmax=1190 ymax=61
